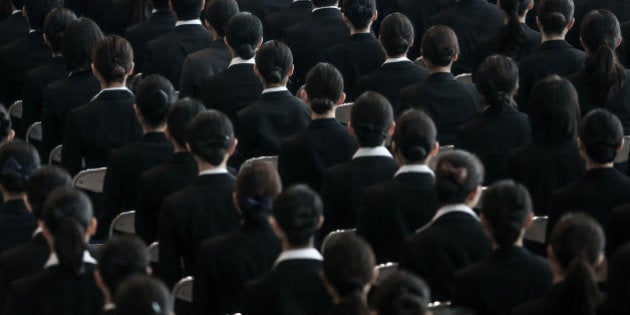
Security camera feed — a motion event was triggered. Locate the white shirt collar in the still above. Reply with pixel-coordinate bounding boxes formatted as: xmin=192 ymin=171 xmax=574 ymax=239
xmin=11 ymin=10 xmax=21 ymax=14
xmin=262 ymin=87 xmax=288 ymax=94
xmin=312 ymin=5 xmax=339 ymax=12
xmin=199 ymin=168 xmax=228 ymax=176
xmin=415 ymin=204 xmax=479 ymax=233
xmin=229 ymin=57 xmax=255 ymax=68
xmin=394 ymin=164 xmax=434 ymax=177
xmin=293 ymin=0 xmax=310 ymax=2
xmin=175 ymin=19 xmax=202 ymax=27
xmin=104 ymin=304 xmax=116 ymax=311
xmin=90 ymin=87 xmax=133 ymax=102
xmin=44 ymin=250 xmax=97 ymax=268
xmin=32 ymin=226 xmax=43 ymax=238
xmin=352 ymin=146 xmax=393 ymax=159
xmin=274 ymin=248 xmax=323 ymax=266
xmin=383 ymin=57 xmax=411 ymax=65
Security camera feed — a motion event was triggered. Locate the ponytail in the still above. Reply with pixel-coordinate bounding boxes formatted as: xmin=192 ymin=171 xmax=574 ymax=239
xmin=476 ymin=55 xmax=519 ymax=113
xmin=561 ymin=254 xmax=601 ymax=315
xmin=500 ymin=0 xmax=527 ymax=56
xmin=332 ymin=291 xmax=371 ymax=315
xmin=54 ymin=218 xmax=87 ymax=277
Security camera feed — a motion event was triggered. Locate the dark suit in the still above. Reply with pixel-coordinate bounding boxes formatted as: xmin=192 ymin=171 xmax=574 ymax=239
xmin=0 ymin=11 xmax=27 ymax=48
xmin=143 ymin=24 xmax=213 ymax=90
xmin=158 ymin=173 xmax=240 ymax=287
xmin=193 ymin=223 xmax=282 ymax=315
xmin=0 ymin=200 xmax=37 ymax=254
xmin=264 ymin=0 xmax=312 ymax=40
xmin=179 ymin=39 xmax=231 ymax=98
xmin=125 ymin=9 xmax=176 ymax=71
xmin=511 ymin=282 xmax=603 ymax=315
xmin=398 ymin=72 xmax=482 ymax=144
xmin=618 ymin=21 xmax=630 ymax=68
xmin=357 ymin=170 xmax=439 ymax=263
xmin=607 ymin=203 xmax=630 ymax=257
xmin=453 ymin=247 xmax=553 ymax=315
xmin=568 ymin=0 xmax=630 ymax=49
xmin=356 ymin=60 xmax=429 ymax=108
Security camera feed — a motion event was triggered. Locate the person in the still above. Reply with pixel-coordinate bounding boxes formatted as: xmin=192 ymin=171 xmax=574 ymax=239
xmin=61 ymin=35 xmax=141 ymax=176
xmin=114 ymin=275 xmax=173 ymax=315
xmin=320 ymin=91 xmax=398 ymax=240
xmin=135 ymin=98 xmax=205 ymax=244
xmin=508 ymin=75 xmax=584 ymax=215
xmin=0 ymin=0 xmax=28 ymax=47
xmin=264 ymin=0 xmax=311 ymax=41
xmin=278 ymin=63 xmax=357 ymax=191
xmin=158 ymin=110 xmax=240 ymax=287
xmin=0 ymin=105 xmax=14 ymax=144
xmin=597 ymin=243 xmax=630 ymax=315
xmin=512 ymin=214 xmax=605 ymax=315
xmin=357 ymin=109 xmax=439 ymax=263
xmin=243 ymin=185 xmax=333 ymax=315
xmin=398 ymin=25 xmax=481 ymax=144
xmin=452 ymin=180 xmax=553 ymax=315
xmin=2 ymin=187 xmax=102 ymax=315
xmin=194 ymin=162 xmax=282 ymax=315
xmin=456 ymin=55 xmax=531 ymax=185
xmin=237 ymin=40 xmax=311 ymax=162
xmin=373 ymin=270 xmax=431 ymax=315
xmin=567 ymin=0 xmax=630 ymax=49
xmin=399 ymin=150 xmax=492 ymax=301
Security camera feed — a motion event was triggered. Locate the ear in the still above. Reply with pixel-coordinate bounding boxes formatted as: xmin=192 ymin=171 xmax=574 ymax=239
xmin=452 ymin=53 xmax=459 ymax=62
xmin=528 ymin=0 xmax=534 ymax=10
xmin=523 ymin=212 xmax=534 ymax=229
xmin=429 ymin=141 xmax=440 ymax=158
xmin=370 ymin=267 xmax=380 ymax=285
xmin=253 ymin=64 xmax=261 ymax=78
xmin=336 ymin=92 xmax=347 ymax=105
xmin=386 ymin=121 xmax=396 ymax=137
xmin=466 ymin=186 xmax=483 ymax=207
xmin=348 ymin=121 xmax=357 ymax=137
xmin=6 ymin=129 xmax=15 ymax=142
xmin=126 ymin=62 xmax=135 ymax=76
xmin=256 ymin=37 xmax=263 ymax=49
xmin=617 ymin=137 xmax=625 ymax=153
xmin=185 ymin=142 xmax=192 ymax=153
xmin=316 ymin=215 xmax=324 ymax=230
xmin=372 ymin=10 xmax=378 ymax=22
xmin=270 ymin=217 xmax=285 ymax=240
xmin=299 ymin=88 xmax=309 ymax=102
xmin=87 ymin=218 xmax=98 ymax=237
xmin=616 ymin=36 xmax=623 ymax=49
xmin=287 ymin=64 xmax=295 ymax=78
xmin=566 ymin=17 xmax=575 ymax=31
xmin=228 ymin=138 xmax=238 ymax=156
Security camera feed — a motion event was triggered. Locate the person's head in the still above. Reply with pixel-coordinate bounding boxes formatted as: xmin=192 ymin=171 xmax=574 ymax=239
xmin=312 ymin=0 xmax=338 ymax=8
xmin=169 ymin=0 xmax=202 ymax=20
xmin=302 ymin=63 xmax=346 ymax=115
xmin=43 ymin=7 xmax=77 ymax=53
xmin=342 ymin=0 xmax=377 ymax=31
xmin=604 ymin=243 xmax=630 ymax=314
xmin=152 ymin=0 xmax=170 ymax=10
xmin=61 ymin=18 xmax=104 ymax=72
xmin=166 ymin=98 xmax=206 ymax=150
xmin=96 ymin=235 xmax=149 ymax=302
xmin=528 ymin=75 xmax=580 ymax=144
xmin=254 ymin=40 xmax=294 ymax=87
xmin=0 ymin=141 xmax=40 ymax=196
xmin=235 ymin=162 xmax=282 ymax=226
xmin=578 ymin=109 xmax=624 ymax=165
xmin=115 ymin=275 xmax=173 ymax=315
xmin=349 ymin=92 xmax=394 ymax=147
xmin=392 ymin=109 xmax=438 ymax=165
xmin=0 ymin=105 xmax=14 ymax=144
xmin=476 ymin=55 xmax=519 ymax=111
xmin=272 ymin=184 xmax=323 ymax=248
xmin=536 ymin=0 xmax=574 ymax=36
xmin=379 ymin=13 xmax=414 ymax=58
xmin=92 ymin=35 xmax=134 ymax=85
xmin=10 ymin=0 xmax=23 ymax=10
xmin=497 ymin=0 xmax=533 ymax=55
xmin=480 ymin=180 xmax=533 ymax=249
xmin=25 ymin=166 xmax=71 ymax=219
xmin=435 ymin=150 xmax=484 ymax=206
xmin=225 ymin=12 xmax=262 ymax=60
xmin=204 ymin=0 xmax=239 ymax=37
xmin=134 ymin=75 xmax=176 ymax=130
xmin=421 ymin=25 xmax=459 ymax=68
xmin=185 ymin=110 xmax=236 ymax=167
xmin=23 ymin=0 xmax=62 ymax=30
xmin=374 ymin=270 xmax=431 ymax=315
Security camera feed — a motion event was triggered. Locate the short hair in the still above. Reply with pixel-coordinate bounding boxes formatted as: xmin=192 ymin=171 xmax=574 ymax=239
xmin=342 ymin=0 xmax=376 ymax=29
xmin=379 ymin=13 xmax=414 ymax=57
xmin=537 ymin=0 xmax=574 ymax=35
xmin=312 ymin=0 xmax=338 ymax=7
xmin=92 ymin=35 xmax=134 ymax=84
xmin=350 ymin=92 xmax=394 ymax=147
xmin=11 ymin=0 xmax=24 ymax=9
xmin=61 ymin=18 xmax=104 ymax=72
xmin=272 ymin=184 xmax=323 ymax=247
xmin=0 ymin=106 xmax=11 ymax=143
xmin=186 ymin=110 xmax=234 ymax=166
xmin=23 ymin=0 xmax=63 ymax=29
xmin=476 ymin=55 xmax=519 ymax=110
xmin=170 ymin=0 xmax=202 ymax=20
xmin=43 ymin=7 xmax=77 ymax=53
xmin=152 ymin=0 xmax=170 ymax=9
xmin=578 ymin=109 xmax=624 ymax=164
xmin=135 ymin=75 xmax=176 ymax=128
xmin=225 ymin=13 xmax=262 ymax=59
xmin=97 ymin=235 xmax=148 ymax=297
xmin=421 ymin=25 xmax=459 ymax=67
xmin=304 ymin=63 xmax=344 ymax=114
xmin=204 ymin=0 xmax=239 ymax=37
xmin=393 ymin=109 xmax=436 ymax=163
xmin=0 ymin=141 xmax=40 ymax=194
xmin=374 ymin=270 xmax=431 ymax=315
xmin=528 ymin=75 xmax=580 ymax=144
xmin=481 ymin=180 xmax=532 ymax=248
xmin=26 ymin=166 xmax=72 ymax=219
xmin=435 ymin=150 xmax=484 ymax=204
xmin=115 ymin=275 xmax=173 ymax=315
xmin=255 ymin=40 xmax=293 ymax=84
xmin=166 ymin=98 xmax=206 ymax=148
xmin=236 ymin=162 xmax=282 ymax=226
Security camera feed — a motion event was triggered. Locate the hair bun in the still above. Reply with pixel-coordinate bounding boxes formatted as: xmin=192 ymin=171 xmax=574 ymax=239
xmin=311 ymin=97 xmax=334 ymax=114
xmin=198 ymin=134 xmax=230 ymax=148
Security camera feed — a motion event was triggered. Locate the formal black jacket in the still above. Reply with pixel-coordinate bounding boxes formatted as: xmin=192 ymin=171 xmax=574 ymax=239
xmin=179 ymin=39 xmax=231 ymax=98
xmin=0 ymin=11 xmax=28 ymax=48
xmin=102 ymin=132 xmax=173 ymax=237
xmin=324 ymin=33 xmax=386 ymax=101
xmin=568 ymin=0 xmax=630 ymax=49
xmin=158 ymin=173 xmax=240 ymax=287
xmin=125 ymin=9 xmax=176 ymax=71
xmin=136 ymin=152 xmax=198 ymax=244
xmin=607 ymin=203 xmax=630 ymax=257
xmin=511 ymin=282 xmax=603 ymax=315
xmin=619 ymin=21 xmax=630 ymax=68
xmin=508 ymin=140 xmax=585 ymax=215
xmin=516 ymin=40 xmax=585 ymax=112
xmin=143 ymin=24 xmax=213 ymax=90
xmin=264 ymin=0 xmax=312 ymax=40
xmin=0 ymin=200 xmax=37 ymax=254
xmin=453 ymin=247 xmax=553 ymax=315
xmin=455 ymin=105 xmax=532 ymax=185
xmin=278 ymin=118 xmax=358 ymax=191
xmin=193 ymin=223 xmax=282 ymax=315
xmin=398 ymin=72 xmax=482 ymax=144
xmin=357 ymin=170 xmax=439 ymax=263
xmin=244 ymin=259 xmax=333 ymax=315
xmin=356 ymin=60 xmax=429 ymax=108
xmin=399 ymin=211 xmax=492 ymax=301
xmin=61 ymin=89 xmax=141 ymax=176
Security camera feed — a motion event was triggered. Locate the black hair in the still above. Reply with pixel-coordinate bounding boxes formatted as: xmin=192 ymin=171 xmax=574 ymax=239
xmin=536 ymin=0 xmax=574 ymax=35
xmin=601 ymin=243 xmax=630 ymax=315
xmin=476 ymin=55 xmax=519 ymax=112
xmin=42 ymin=187 xmax=93 ymax=277
xmin=435 ymin=150 xmax=484 ymax=205
xmin=350 ymin=92 xmax=394 ymax=147
xmin=481 ymin=180 xmax=532 ymax=248
xmin=272 ymin=184 xmax=323 ymax=247
xmin=170 ymin=0 xmax=202 ymax=20
xmin=379 ymin=13 xmax=414 ymax=57
xmin=135 ymin=75 xmax=176 ymax=128
xmin=97 ymin=235 xmax=148 ymax=297
xmin=11 ymin=0 xmax=24 ymax=9
xmin=166 ymin=98 xmax=206 ymax=149
xmin=0 ymin=105 xmax=12 ymax=143
xmin=23 ymin=0 xmax=63 ymax=29
xmin=61 ymin=18 xmax=104 ymax=72
xmin=92 ymin=35 xmax=134 ymax=84
xmin=392 ymin=109 xmax=436 ymax=163
xmin=342 ymin=0 xmax=376 ymax=29
xmin=43 ymin=7 xmax=77 ymax=53
xmin=186 ymin=110 xmax=234 ymax=166
xmin=115 ymin=275 xmax=173 ymax=315
xmin=528 ymin=75 xmax=580 ymax=144
xmin=204 ymin=0 xmax=239 ymax=38
xmin=255 ymin=40 xmax=293 ymax=85
xmin=0 ymin=141 xmax=40 ymax=194
xmin=374 ymin=270 xmax=431 ymax=315
xmin=312 ymin=0 xmax=338 ymax=7
xmin=26 ymin=166 xmax=71 ymax=219
xmin=151 ymin=0 xmax=169 ymax=9
xmin=225 ymin=13 xmax=262 ymax=59
xmin=304 ymin=63 xmax=344 ymax=114
xmin=236 ymin=162 xmax=282 ymax=226
xmin=578 ymin=109 xmax=623 ymax=164
xmin=421 ymin=25 xmax=459 ymax=67
xmin=498 ymin=0 xmax=531 ymax=56
xmin=581 ymin=10 xmax=626 ymax=102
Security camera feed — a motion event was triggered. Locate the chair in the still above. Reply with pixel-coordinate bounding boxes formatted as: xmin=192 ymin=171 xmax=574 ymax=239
xmin=524 ymin=216 xmax=548 ymax=244
xmin=239 ymin=156 xmax=278 ymax=174
xmin=8 ymin=100 xmax=22 ymax=120
xmin=614 ymin=135 xmax=630 ymax=164
xmin=49 ymin=145 xmax=62 ymax=165
xmin=439 ymin=145 xmax=454 ymax=154
xmin=374 ymin=262 xmax=398 ymax=286
xmin=148 ymin=242 xmax=159 ymax=264
xmin=335 ymin=102 xmax=353 ymax=124
xmin=172 ymin=276 xmax=194 ymax=304
xmin=108 ymin=210 xmax=136 ymax=237
xmin=454 ymin=73 xmax=473 ymax=83
xmin=26 ymin=122 xmax=42 ymax=143
xmin=320 ymin=229 xmax=356 ymax=253
xmin=72 ymin=167 xmax=107 ymax=193
xmin=429 ymin=301 xmax=452 ymax=315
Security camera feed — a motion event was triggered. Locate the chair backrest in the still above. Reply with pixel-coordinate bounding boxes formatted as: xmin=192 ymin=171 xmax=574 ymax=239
xmin=108 ymin=210 xmax=136 ymax=237
xmin=148 ymin=242 xmax=159 ymax=264
xmin=320 ymin=229 xmax=356 ymax=253
xmin=614 ymin=135 xmax=630 ymax=164
xmin=8 ymin=100 xmax=22 ymax=120
xmin=523 ymin=216 xmax=548 ymax=244
xmin=439 ymin=145 xmax=454 ymax=154
xmin=49 ymin=145 xmax=63 ymax=165
xmin=26 ymin=121 xmax=42 ymax=143
xmin=454 ymin=73 xmax=472 ymax=84
xmin=239 ymin=156 xmax=278 ymax=175
xmin=172 ymin=276 xmax=194 ymax=304
xmin=335 ymin=102 xmax=353 ymax=124
xmin=429 ymin=301 xmax=452 ymax=315
xmin=374 ymin=262 xmax=399 ymax=286
xmin=72 ymin=167 xmax=107 ymax=193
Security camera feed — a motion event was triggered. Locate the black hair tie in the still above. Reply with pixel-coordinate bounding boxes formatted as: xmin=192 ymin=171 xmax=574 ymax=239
xmin=358 ymin=123 xmax=387 ymax=137
xmin=198 ymin=134 xmax=230 ymax=148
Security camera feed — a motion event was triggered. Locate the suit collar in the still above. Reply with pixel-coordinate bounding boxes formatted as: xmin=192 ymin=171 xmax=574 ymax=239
xmin=274 ymin=248 xmax=322 ymax=266
xmin=292 ymin=0 xmax=312 ymax=8
xmin=309 ymin=118 xmax=344 ymax=129
xmin=10 ymin=11 xmax=24 ymax=19
xmin=196 ymin=172 xmax=235 ymax=183
xmin=45 ymin=250 xmax=96 ymax=268
xmin=152 ymin=9 xmax=174 ymax=19
xmin=91 ymin=87 xmax=134 ymax=102
xmin=583 ymin=167 xmax=624 ymax=180
xmin=395 ymin=164 xmax=434 ymax=177
xmin=432 ymin=204 xmax=479 ymax=223
xmin=260 ymin=89 xmax=293 ymax=100
xmin=427 ymin=72 xmax=455 ymax=82
xmin=1 ymin=199 xmax=28 ymax=213
xmin=492 ymin=246 xmax=530 ymax=259
xmin=353 ymin=146 xmax=393 ymax=159
xmin=347 ymin=32 xmax=377 ymax=42
xmin=538 ymin=39 xmax=574 ymax=50
xmin=312 ymin=7 xmax=341 ymax=17
xmin=140 ymin=132 xmax=168 ymax=143
xmin=380 ymin=60 xmax=418 ymax=70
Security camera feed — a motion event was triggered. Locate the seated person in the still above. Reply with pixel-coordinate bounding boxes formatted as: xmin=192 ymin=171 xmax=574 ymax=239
xmin=0 ymin=0 xmax=28 ymax=47
xmin=263 ymin=0 xmax=311 ymax=41
xmin=608 ymin=203 xmax=630 ymax=257
xmin=597 ymin=244 xmax=630 ymax=315
xmin=114 ymin=275 xmax=173 ymax=315
xmin=373 ymin=270 xmax=431 ymax=315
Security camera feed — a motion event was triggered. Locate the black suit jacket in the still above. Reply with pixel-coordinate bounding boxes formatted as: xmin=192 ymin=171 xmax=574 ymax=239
xmin=125 ymin=9 xmax=176 ymax=71
xmin=61 ymin=89 xmax=141 ymax=176
xmin=0 ymin=11 xmax=27 ymax=48
xmin=264 ymin=0 xmax=312 ymax=40
xmin=357 ymin=171 xmax=439 ymax=263
xmin=618 ymin=21 xmax=630 ymax=68
xmin=356 ymin=60 xmax=429 ymax=108
xmin=399 ymin=211 xmax=492 ymax=301
xmin=607 ymin=203 xmax=630 ymax=257
xmin=455 ymin=106 xmax=532 ymax=185
xmin=179 ymin=39 xmax=231 ymax=98
xmin=398 ymin=72 xmax=482 ymax=144
xmin=143 ymin=24 xmax=213 ymax=90
xmin=453 ymin=247 xmax=553 ymax=315
xmin=511 ymin=282 xmax=603 ymax=315
xmin=568 ymin=0 xmax=630 ymax=49
xmin=158 ymin=173 xmax=240 ymax=287
xmin=244 ymin=259 xmax=333 ymax=315
xmin=0 ymin=200 xmax=37 ymax=254
xmin=193 ymin=223 xmax=282 ymax=315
